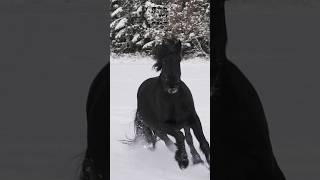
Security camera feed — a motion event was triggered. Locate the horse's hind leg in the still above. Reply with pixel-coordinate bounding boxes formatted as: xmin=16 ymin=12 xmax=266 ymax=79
xmin=134 ymin=111 xmax=156 ymax=149
xmin=156 ymin=131 xmax=176 ymax=152
xmin=184 ymin=127 xmax=204 ymax=164
xmin=191 ymin=114 xmax=210 ymax=166
xmin=143 ymin=127 xmax=157 ymax=150
xmin=134 ymin=111 xmax=145 ymax=141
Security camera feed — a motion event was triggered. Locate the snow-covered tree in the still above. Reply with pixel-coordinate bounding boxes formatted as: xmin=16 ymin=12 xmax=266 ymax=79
xmin=166 ymin=0 xmax=210 ymax=56
xmin=110 ymin=0 xmax=149 ymax=53
xmin=110 ymin=0 xmax=210 ymax=56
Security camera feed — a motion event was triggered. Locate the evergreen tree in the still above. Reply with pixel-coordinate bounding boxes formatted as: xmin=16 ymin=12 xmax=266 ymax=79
xmin=110 ymin=0 xmax=149 ymax=54
xmin=110 ymin=0 xmax=210 ymax=56
xmin=166 ymin=0 xmax=210 ymax=56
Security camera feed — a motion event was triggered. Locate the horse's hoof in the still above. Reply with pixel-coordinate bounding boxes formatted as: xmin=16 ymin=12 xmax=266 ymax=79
xmin=192 ymin=154 xmax=204 ymax=165
xmin=178 ymin=159 xmax=189 ymax=169
xmin=175 ymin=150 xmax=189 ymax=169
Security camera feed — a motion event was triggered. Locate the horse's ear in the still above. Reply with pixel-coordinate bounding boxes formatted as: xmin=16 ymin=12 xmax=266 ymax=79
xmin=176 ymin=40 xmax=182 ymax=53
xmin=163 ymin=38 xmax=170 ymax=46
xmin=152 ymin=43 xmax=162 ymax=59
xmin=181 ymin=45 xmax=186 ymax=58
xmin=176 ymin=40 xmax=182 ymax=58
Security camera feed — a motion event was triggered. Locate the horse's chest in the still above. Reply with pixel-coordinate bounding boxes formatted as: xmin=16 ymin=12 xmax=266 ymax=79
xmin=160 ymin=100 xmax=190 ymax=125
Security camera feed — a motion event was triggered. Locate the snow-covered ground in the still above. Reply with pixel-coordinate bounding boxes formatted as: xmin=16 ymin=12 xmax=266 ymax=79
xmin=110 ymin=56 xmax=210 ymax=180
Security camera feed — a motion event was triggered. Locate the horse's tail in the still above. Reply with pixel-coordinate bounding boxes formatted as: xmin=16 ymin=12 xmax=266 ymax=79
xmin=134 ymin=110 xmax=146 ymax=138
xmin=120 ymin=110 xmax=159 ymax=150
xmin=119 ymin=110 xmax=145 ymax=145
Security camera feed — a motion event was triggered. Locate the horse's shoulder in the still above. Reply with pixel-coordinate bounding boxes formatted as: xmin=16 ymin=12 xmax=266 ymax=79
xmin=180 ymin=81 xmax=191 ymax=92
xmin=137 ymin=77 xmax=158 ymax=94
xmin=178 ymin=81 xmax=195 ymax=104
xmin=140 ymin=77 xmax=158 ymax=87
xmin=179 ymin=81 xmax=192 ymax=96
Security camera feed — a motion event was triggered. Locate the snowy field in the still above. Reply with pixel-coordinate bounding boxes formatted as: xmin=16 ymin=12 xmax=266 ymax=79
xmin=110 ymin=56 xmax=210 ymax=180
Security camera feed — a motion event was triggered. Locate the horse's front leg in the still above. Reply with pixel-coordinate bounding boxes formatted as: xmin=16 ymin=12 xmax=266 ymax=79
xmin=167 ymin=130 xmax=189 ymax=169
xmin=184 ymin=127 xmax=204 ymax=164
xmin=191 ymin=114 xmax=210 ymax=166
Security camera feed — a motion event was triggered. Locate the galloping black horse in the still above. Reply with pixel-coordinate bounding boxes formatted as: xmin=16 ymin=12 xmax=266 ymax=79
xmin=132 ymin=38 xmax=210 ymax=169
xmin=80 ymin=63 xmax=109 ymax=180
xmin=212 ymin=0 xmax=286 ymax=179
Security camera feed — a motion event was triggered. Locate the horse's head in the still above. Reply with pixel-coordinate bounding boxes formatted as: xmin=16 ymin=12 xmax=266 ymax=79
xmin=153 ymin=38 xmax=182 ymax=95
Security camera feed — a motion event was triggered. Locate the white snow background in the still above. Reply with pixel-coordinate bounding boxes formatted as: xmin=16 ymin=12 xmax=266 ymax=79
xmin=110 ymin=55 xmax=210 ymax=180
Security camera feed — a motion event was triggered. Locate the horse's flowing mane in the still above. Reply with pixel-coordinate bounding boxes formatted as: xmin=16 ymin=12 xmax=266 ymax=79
xmin=152 ymin=38 xmax=182 ymax=72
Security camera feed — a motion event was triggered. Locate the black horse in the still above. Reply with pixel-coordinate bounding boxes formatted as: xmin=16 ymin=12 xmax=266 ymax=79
xmin=211 ymin=0 xmax=286 ymax=179
xmin=80 ymin=63 xmax=109 ymax=180
xmin=131 ymin=38 xmax=210 ymax=169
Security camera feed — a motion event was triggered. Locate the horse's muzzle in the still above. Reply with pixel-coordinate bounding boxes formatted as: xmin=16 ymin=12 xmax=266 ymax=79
xmin=167 ymin=87 xmax=178 ymax=94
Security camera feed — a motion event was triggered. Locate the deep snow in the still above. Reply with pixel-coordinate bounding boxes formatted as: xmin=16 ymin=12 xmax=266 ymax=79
xmin=110 ymin=56 xmax=210 ymax=180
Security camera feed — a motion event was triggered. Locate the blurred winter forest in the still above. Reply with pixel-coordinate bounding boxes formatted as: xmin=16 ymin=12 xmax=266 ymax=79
xmin=110 ymin=0 xmax=210 ymax=57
